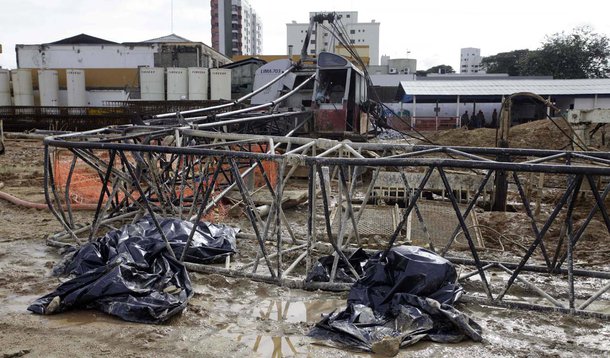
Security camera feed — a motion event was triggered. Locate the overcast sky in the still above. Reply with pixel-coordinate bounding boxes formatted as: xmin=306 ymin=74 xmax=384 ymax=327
xmin=1 ymin=0 xmax=609 ymax=71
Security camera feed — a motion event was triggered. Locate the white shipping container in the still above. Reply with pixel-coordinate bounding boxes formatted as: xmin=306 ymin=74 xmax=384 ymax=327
xmin=0 ymin=69 xmax=11 ymax=106
xmin=11 ymin=69 xmax=34 ymax=106
xmin=210 ymin=68 xmax=231 ymax=100
xmin=140 ymin=67 xmax=165 ymax=101
xmin=88 ymin=90 xmax=129 ymax=106
xmin=166 ymin=67 xmax=188 ymax=100
xmin=66 ymin=69 xmax=87 ymax=107
xmin=188 ymin=67 xmax=208 ymax=100
xmin=38 ymin=70 xmax=60 ymax=107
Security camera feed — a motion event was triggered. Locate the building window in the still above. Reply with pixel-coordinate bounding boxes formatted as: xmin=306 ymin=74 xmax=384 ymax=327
xmin=311 ymin=40 xmax=316 ymax=44
xmin=346 ymin=14 xmax=350 ymax=18
xmin=310 ymin=49 xmax=315 ymax=54
xmin=350 ymin=29 xmax=355 ymax=34
xmin=350 ymin=39 xmax=355 ymax=44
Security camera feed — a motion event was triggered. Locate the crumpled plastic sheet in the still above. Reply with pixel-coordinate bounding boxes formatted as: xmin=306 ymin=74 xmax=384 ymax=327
xmin=309 ymin=246 xmax=482 ymax=354
xmin=28 ymin=217 xmax=238 ymax=324
xmin=305 ymin=248 xmax=369 ymax=283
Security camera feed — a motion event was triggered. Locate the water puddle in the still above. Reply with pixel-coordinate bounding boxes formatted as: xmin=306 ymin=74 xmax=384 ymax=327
xmin=231 ymin=334 xmax=304 ymax=357
xmin=252 ymin=298 xmax=345 ymax=324
xmin=43 ymin=309 xmax=124 ymax=327
xmin=1 ymin=294 xmax=39 ymax=314
xmin=214 ymin=298 xmax=345 ymax=356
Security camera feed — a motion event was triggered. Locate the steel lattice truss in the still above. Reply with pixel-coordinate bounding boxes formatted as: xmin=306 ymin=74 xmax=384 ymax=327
xmin=43 ymin=125 xmax=610 ymax=318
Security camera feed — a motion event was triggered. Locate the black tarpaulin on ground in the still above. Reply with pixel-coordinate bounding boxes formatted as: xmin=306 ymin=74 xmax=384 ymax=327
xmin=305 ymin=248 xmax=369 ymax=283
xmin=309 ymin=246 xmax=482 ymax=355
xmin=28 ymin=217 xmax=238 ymax=323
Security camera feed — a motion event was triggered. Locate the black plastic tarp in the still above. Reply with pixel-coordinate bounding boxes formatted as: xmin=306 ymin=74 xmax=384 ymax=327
xmin=28 ymin=217 xmax=238 ymax=323
xmin=305 ymin=248 xmax=369 ymax=283
xmin=309 ymin=246 xmax=482 ymax=355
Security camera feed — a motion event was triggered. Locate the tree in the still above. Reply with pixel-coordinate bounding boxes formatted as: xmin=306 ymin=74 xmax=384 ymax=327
xmin=521 ymin=26 xmax=610 ymax=79
xmin=425 ymin=65 xmax=455 ymax=74
xmin=481 ymin=50 xmax=530 ymax=76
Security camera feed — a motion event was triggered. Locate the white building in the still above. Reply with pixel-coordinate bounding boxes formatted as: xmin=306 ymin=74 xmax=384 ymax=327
xmin=211 ymin=0 xmax=262 ymax=57
xmin=13 ymin=34 xmax=231 ymax=105
xmin=16 ymin=34 xmax=230 ymax=69
xmin=286 ymin=11 xmax=380 ymax=65
xmin=460 ymin=47 xmax=483 ymax=74
xmin=241 ymin=0 xmax=262 ymax=55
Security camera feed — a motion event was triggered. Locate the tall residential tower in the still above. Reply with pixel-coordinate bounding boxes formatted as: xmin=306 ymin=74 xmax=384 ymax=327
xmin=211 ymin=0 xmax=262 ymax=57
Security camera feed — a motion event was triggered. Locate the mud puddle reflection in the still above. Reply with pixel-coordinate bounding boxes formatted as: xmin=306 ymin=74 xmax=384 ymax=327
xmin=224 ymin=298 xmax=344 ymax=356
xmin=188 ymin=275 xmax=346 ymax=357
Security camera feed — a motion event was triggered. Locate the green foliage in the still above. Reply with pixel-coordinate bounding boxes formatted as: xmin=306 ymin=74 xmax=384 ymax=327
xmin=521 ymin=26 xmax=610 ymax=78
xmin=482 ymin=26 xmax=610 ymax=79
xmin=481 ymin=50 xmax=530 ymax=76
xmin=425 ymin=64 xmax=455 ymax=74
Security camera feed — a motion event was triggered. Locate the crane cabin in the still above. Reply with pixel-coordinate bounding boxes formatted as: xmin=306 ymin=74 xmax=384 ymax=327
xmin=312 ymin=52 xmax=369 ymax=139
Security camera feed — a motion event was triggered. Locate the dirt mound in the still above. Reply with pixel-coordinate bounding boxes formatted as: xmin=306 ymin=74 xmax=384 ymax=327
xmin=426 ymin=119 xmax=574 ymax=149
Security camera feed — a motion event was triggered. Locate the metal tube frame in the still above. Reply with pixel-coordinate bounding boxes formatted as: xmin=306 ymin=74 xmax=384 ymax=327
xmin=42 ymin=125 xmax=610 ymax=318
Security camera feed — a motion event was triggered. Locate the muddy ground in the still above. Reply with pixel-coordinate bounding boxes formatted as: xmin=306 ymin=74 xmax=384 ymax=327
xmin=1 ymin=134 xmax=610 ymax=357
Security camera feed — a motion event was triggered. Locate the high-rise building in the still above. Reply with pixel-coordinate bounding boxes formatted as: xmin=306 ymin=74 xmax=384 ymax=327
xmin=286 ymin=11 xmax=380 ymax=65
xmin=460 ymin=47 xmax=483 ymax=74
xmin=211 ymin=0 xmax=262 ymax=58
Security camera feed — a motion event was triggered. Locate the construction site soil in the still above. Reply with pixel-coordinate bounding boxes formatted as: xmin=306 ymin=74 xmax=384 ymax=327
xmin=1 ymin=120 xmax=609 ymax=357
xmin=425 ymin=118 xmax=574 ymax=149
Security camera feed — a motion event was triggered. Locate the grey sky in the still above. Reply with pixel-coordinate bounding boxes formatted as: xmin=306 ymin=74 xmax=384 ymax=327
xmin=1 ymin=0 xmax=609 ymax=71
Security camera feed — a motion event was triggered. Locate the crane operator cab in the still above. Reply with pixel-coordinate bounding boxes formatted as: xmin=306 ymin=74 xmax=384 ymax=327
xmin=312 ymin=52 xmax=369 ymax=139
